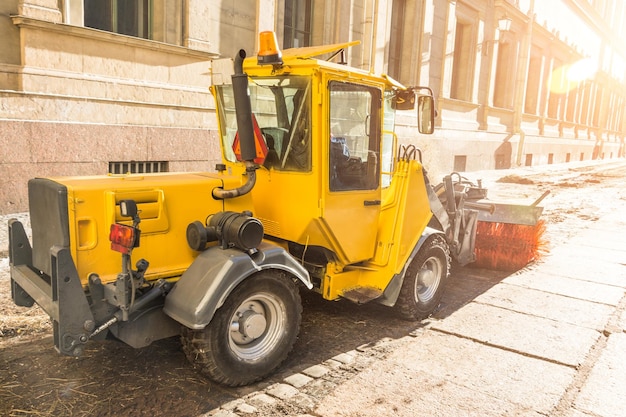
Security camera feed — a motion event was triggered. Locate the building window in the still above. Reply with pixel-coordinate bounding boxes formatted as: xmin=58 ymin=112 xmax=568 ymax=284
xmin=566 ymin=87 xmax=577 ymax=122
xmin=109 ymin=161 xmax=169 ymax=174
xmin=493 ymin=41 xmax=514 ymax=109
xmin=608 ymin=93 xmax=623 ymax=132
xmin=495 ymin=153 xmax=508 ymax=169
xmin=547 ymin=59 xmax=564 ymax=119
xmin=548 ymin=153 xmax=554 ymax=164
xmin=453 ymin=155 xmax=467 ymax=172
xmin=283 ymin=0 xmax=311 ymax=48
xmin=579 ymin=82 xmax=592 ymax=124
xmin=84 ymin=0 xmax=183 ymax=45
xmin=450 ymin=20 xmax=474 ymax=101
xmin=388 ymin=0 xmax=406 ymax=82
xmin=525 ymin=154 xmax=533 ymax=166
xmin=524 ymin=50 xmax=542 ymax=114
xmin=591 ymin=86 xmax=604 ymax=127
xmin=85 ymin=0 xmax=150 ymax=38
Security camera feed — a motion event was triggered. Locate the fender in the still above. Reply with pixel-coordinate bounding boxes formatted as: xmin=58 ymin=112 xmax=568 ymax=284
xmin=377 ymin=227 xmax=446 ymax=307
xmin=163 ymin=241 xmax=312 ymax=329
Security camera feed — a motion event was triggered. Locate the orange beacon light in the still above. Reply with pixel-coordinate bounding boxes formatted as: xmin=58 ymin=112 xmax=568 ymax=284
xmin=257 ymin=31 xmax=283 ymax=65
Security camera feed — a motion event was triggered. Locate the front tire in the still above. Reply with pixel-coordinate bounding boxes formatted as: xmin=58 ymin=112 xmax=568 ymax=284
xmin=182 ymin=271 xmax=302 ymax=386
xmin=395 ymin=235 xmax=450 ymax=320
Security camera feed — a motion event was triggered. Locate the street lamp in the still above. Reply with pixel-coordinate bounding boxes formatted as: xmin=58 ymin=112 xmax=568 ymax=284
xmin=483 ymin=16 xmax=513 ymax=55
xmin=498 ymin=16 xmax=512 ymax=32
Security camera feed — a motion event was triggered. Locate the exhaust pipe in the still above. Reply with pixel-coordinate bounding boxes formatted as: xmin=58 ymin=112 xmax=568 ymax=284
xmin=213 ymin=49 xmax=257 ymax=200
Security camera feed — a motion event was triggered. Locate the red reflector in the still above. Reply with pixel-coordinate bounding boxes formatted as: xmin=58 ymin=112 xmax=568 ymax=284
xmin=109 ymin=223 xmax=136 ymax=254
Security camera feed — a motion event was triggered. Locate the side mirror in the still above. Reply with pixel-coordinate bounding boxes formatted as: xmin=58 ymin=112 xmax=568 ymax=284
xmin=417 ymin=95 xmax=435 ymax=134
xmin=119 ymin=200 xmax=138 ymax=218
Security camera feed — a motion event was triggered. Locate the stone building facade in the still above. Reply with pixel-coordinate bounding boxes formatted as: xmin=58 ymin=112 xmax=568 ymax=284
xmin=1 ymin=0 xmax=624 ymax=213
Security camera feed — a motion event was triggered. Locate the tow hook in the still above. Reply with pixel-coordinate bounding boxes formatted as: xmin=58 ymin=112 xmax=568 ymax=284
xmin=89 ymin=279 xmax=171 ymax=339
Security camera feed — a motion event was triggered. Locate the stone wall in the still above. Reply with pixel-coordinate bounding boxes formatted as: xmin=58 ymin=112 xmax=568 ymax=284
xmin=0 ymin=119 xmax=222 ymax=214
xmin=0 ymin=3 xmax=222 ymax=215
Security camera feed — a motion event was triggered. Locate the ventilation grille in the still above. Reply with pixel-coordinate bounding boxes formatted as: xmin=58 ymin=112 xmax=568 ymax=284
xmin=109 ymin=161 xmax=169 ymax=174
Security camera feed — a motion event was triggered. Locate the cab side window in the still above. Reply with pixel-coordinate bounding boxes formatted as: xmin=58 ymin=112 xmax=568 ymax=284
xmin=329 ymin=82 xmax=381 ymax=191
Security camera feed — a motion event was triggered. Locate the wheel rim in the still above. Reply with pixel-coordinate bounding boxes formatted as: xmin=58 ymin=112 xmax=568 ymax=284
xmin=415 ymin=255 xmax=443 ymax=303
xmin=228 ymin=292 xmax=286 ymax=361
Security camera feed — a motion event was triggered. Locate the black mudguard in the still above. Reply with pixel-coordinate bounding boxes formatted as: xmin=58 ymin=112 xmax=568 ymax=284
xmin=163 ymin=242 xmax=311 ymax=329
xmin=377 ymin=227 xmax=446 ymax=307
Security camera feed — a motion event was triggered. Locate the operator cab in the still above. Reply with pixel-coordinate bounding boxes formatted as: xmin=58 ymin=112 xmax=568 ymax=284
xmin=210 ymin=31 xmax=435 ymax=267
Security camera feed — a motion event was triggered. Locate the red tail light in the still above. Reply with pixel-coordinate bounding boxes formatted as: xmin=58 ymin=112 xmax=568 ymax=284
xmin=109 ymin=223 xmax=138 ymax=254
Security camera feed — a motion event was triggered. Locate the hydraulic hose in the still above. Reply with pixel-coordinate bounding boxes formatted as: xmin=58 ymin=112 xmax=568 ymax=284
xmin=213 ymin=49 xmax=258 ymax=200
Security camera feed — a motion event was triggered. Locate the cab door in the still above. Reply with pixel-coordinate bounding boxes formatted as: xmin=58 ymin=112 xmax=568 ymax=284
xmin=322 ymin=80 xmax=382 ymax=264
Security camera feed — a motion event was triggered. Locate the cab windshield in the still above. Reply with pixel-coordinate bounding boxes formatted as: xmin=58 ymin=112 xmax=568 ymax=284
xmin=214 ymin=76 xmax=311 ymax=171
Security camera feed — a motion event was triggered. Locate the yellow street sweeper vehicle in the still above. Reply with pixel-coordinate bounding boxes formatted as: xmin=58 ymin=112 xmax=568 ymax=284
xmin=8 ymin=32 xmax=544 ymax=386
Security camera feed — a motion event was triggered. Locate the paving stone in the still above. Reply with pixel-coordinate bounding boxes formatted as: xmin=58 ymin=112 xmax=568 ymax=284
xmin=204 ymin=410 xmax=238 ymax=417
xmin=474 ymin=282 xmax=614 ymax=330
xmin=302 ymin=378 xmax=337 ymax=399
xmin=235 ymin=403 xmax=257 ymax=414
xmin=549 ymin=240 xmax=626 ymax=264
xmin=618 ymin=306 xmax=626 ymax=331
xmin=560 ymin=408 xmax=595 ymax=417
xmin=431 ymin=302 xmax=599 ymax=367
xmin=266 ymin=383 xmax=299 ymax=400
xmin=503 ymin=270 xmax=624 ymax=306
xmin=301 ymin=364 xmax=329 ymax=378
xmin=331 ymin=352 xmax=355 ymax=364
xmin=575 ymin=332 xmax=626 ymax=417
xmin=221 ymin=399 xmax=244 ymax=411
xmin=284 ymin=372 xmax=313 ymax=388
xmin=287 ymin=392 xmax=316 ymax=411
xmin=323 ymin=358 xmax=343 ymax=368
xmin=567 ymin=228 xmax=626 ymax=250
xmin=246 ymin=393 xmax=277 ymax=408
xmin=531 ymin=253 xmax=626 ymax=288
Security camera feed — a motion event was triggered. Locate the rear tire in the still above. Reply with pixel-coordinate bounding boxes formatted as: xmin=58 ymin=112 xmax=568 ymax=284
xmin=395 ymin=235 xmax=450 ymax=320
xmin=181 ymin=271 xmax=302 ymax=386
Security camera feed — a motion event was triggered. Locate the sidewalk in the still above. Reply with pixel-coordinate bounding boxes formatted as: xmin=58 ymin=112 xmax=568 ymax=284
xmin=203 ymin=164 xmax=626 ymax=417
xmin=311 ymin=193 xmax=626 ymax=416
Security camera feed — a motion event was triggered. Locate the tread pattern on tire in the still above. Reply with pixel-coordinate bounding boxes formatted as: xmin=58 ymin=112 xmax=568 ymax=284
xmin=395 ymin=235 xmax=450 ymax=321
xmin=181 ymin=271 xmax=302 ymax=387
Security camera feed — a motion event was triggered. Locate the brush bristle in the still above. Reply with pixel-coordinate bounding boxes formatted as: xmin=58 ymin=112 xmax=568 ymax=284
xmin=473 ymin=220 xmax=547 ymax=271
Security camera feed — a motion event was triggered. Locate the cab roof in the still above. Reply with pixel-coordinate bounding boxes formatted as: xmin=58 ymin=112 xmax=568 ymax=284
xmin=241 ymin=40 xmax=407 ymax=90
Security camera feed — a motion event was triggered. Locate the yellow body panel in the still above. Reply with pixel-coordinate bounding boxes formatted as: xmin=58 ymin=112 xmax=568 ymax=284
xmin=251 ymin=168 xmax=320 ymax=242
xmin=321 ymin=160 xmax=432 ymax=301
xmin=55 ymin=172 xmax=253 ymax=286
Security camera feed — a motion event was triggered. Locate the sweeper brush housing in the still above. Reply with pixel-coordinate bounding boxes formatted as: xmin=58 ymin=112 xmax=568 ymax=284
xmin=473 ymin=219 xmax=547 ymax=271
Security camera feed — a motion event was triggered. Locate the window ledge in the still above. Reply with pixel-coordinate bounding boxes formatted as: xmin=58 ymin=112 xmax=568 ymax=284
xmin=11 ymin=15 xmax=218 ymax=60
xmin=440 ymin=97 xmax=480 ymax=110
